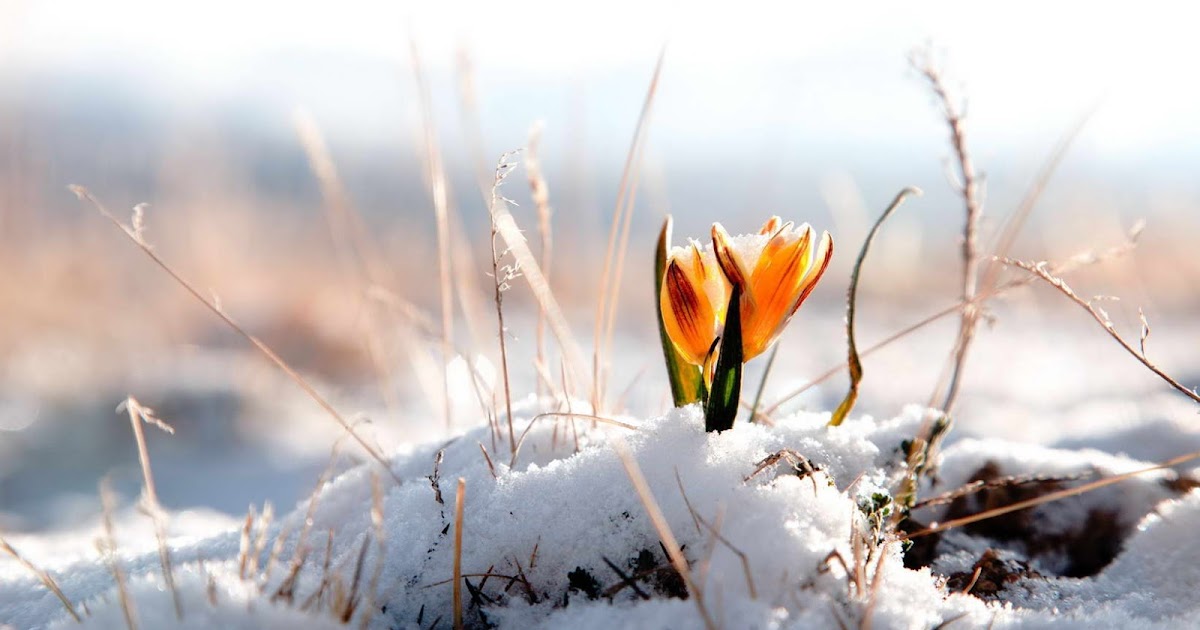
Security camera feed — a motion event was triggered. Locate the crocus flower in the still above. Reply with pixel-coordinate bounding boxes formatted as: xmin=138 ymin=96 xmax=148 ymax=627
xmin=660 ymin=216 xmax=833 ymax=373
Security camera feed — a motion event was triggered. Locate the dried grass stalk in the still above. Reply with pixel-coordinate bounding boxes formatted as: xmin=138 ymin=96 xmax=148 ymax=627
xmin=70 ymin=186 xmax=401 ymax=485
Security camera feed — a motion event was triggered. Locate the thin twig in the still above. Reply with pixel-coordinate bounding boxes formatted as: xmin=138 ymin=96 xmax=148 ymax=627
xmin=71 ymin=187 xmax=401 ymax=485
xmin=910 ymin=471 xmax=1091 ymax=511
xmin=999 ymin=257 xmax=1200 ymax=404
xmin=912 ymin=47 xmax=983 ymax=416
xmin=902 ymin=447 xmax=1200 ymax=540
xmin=762 ymin=225 xmax=1145 ymax=417
xmin=977 ymin=104 xmax=1098 ymax=298
xmin=675 ymin=471 xmax=758 ymax=599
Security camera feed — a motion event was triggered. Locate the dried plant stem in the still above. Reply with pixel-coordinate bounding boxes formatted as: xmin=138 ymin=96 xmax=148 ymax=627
xmin=748 ymin=345 xmax=779 ymax=425
xmin=409 ymin=38 xmax=457 ymax=432
xmin=978 ymin=105 xmax=1097 ymax=296
xmin=119 ymin=397 xmax=182 ymax=619
xmin=488 ymin=152 xmax=522 ymax=457
xmin=294 ymin=111 xmax=403 ymax=418
xmin=70 ymin=186 xmax=401 ymax=486
xmin=99 ymin=478 xmax=138 ymax=630
xmin=912 ymin=49 xmax=983 ymax=416
xmin=275 ymin=435 xmax=352 ymax=603
xmin=614 ymin=441 xmax=716 ymax=630
xmin=999 ymin=257 xmax=1200 ymax=404
xmin=453 ymin=478 xmax=466 ymax=630
xmin=526 ymin=123 xmax=555 ymax=402
xmin=494 ymin=210 xmax=588 ymax=384
xmin=829 ymin=187 xmax=922 ymax=426
xmin=902 ymin=447 xmax=1200 ymax=540
xmin=675 ymin=471 xmax=758 ymax=599
xmin=594 ymin=47 xmax=666 ymax=413
xmin=0 ymin=536 xmax=81 ymax=622
xmin=511 ymin=412 xmax=638 ymax=467
xmin=761 ymin=224 xmax=1144 ymax=418
xmin=455 ymin=49 xmax=496 ymax=205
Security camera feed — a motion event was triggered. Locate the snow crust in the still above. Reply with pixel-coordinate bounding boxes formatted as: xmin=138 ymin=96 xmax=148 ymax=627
xmin=4 ymin=402 xmax=1199 ymax=629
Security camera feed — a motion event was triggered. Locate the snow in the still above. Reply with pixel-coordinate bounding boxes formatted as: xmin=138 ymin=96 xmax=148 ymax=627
xmin=4 ymin=399 xmax=1200 ymax=629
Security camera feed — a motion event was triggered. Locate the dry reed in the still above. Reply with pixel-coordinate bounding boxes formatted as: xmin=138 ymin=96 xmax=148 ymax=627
xmin=118 ymin=396 xmax=182 ymax=619
xmin=70 ymin=186 xmax=401 ymax=485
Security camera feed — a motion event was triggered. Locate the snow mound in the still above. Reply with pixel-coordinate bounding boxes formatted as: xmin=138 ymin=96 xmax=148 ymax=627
xmin=5 ymin=403 xmax=1200 ymax=629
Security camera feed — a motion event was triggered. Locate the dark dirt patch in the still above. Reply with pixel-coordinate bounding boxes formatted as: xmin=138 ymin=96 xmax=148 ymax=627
xmin=595 ymin=546 xmax=689 ymax=602
xmin=946 ymin=549 xmax=1042 ymax=601
xmin=902 ymin=461 xmax=1136 ymax=578
xmin=567 ymin=567 xmax=602 ymax=601
xmin=940 ymin=462 xmax=1122 ymax=578
xmin=1161 ymin=473 xmax=1200 ymax=494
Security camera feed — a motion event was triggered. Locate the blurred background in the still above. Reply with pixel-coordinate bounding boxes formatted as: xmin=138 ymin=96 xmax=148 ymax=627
xmin=2 ymin=0 xmax=1199 ymax=538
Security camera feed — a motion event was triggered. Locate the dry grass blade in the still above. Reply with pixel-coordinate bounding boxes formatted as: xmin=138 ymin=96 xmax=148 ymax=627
xmin=511 ymin=412 xmax=639 ymax=468
xmin=453 ymin=478 xmax=467 ymax=630
xmin=999 ymin=257 xmax=1200 ymax=403
xmin=594 ymin=46 xmax=666 ymax=412
xmin=526 ymin=122 xmax=555 ymax=402
xmin=911 ymin=471 xmax=1091 ymax=511
xmin=98 ymin=477 xmax=138 ymax=630
xmin=493 ymin=209 xmax=588 ymax=384
xmin=977 ymin=105 xmax=1098 ymax=297
xmin=859 ymin=542 xmax=890 ymax=630
xmin=409 ymin=38 xmax=457 ymax=432
xmin=69 ymin=186 xmax=401 ymax=486
xmin=829 ymin=187 xmax=922 ymax=426
xmin=0 ymin=536 xmax=82 ymax=622
xmin=903 ymin=447 xmax=1200 ymax=540
xmin=294 ymin=110 xmax=403 ymax=418
xmin=761 ymin=225 xmax=1145 ymax=418
xmin=118 ymin=396 xmax=182 ymax=619
xmin=614 ymin=440 xmax=717 ymax=630
xmin=675 ymin=471 xmax=757 ymax=599
xmin=455 ymin=48 xmax=496 ymax=204
xmin=274 ymin=434 xmax=350 ymax=603
xmin=747 ymin=345 xmax=779 ymax=425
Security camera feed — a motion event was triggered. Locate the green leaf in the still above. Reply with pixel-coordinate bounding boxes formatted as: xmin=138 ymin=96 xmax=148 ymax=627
xmin=705 ymin=285 xmax=743 ymax=432
xmin=655 ymin=216 xmax=705 ymax=407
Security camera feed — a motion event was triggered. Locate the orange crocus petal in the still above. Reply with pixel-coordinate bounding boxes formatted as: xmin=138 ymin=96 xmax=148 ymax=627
xmin=791 ymin=230 xmax=834 ymax=316
xmin=739 ymin=226 xmax=814 ymax=358
xmin=660 ymin=258 xmax=717 ymax=366
xmin=711 ymin=223 xmax=750 ymax=291
xmin=759 ymin=215 xmax=783 ymax=235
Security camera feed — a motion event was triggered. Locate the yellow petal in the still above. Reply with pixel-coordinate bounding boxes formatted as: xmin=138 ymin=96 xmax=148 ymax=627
xmin=790 ymin=230 xmax=833 ymax=316
xmin=711 ymin=222 xmax=750 ymax=291
xmin=741 ymin=227 xmax=814 ymax=358
xmin=759 ymin=216 xmax=783 ymax=235
xmin=660 ymin=258 xmax=717 ymax=366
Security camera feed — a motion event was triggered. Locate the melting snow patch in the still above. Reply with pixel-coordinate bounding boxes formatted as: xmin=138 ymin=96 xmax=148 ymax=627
xmin=3 ymin=403 xmax=1199 ymax=629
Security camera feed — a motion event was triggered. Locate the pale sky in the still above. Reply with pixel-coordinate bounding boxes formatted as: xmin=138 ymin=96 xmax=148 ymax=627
xmin=2 ymin=0 xmax=1197 ymax=168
